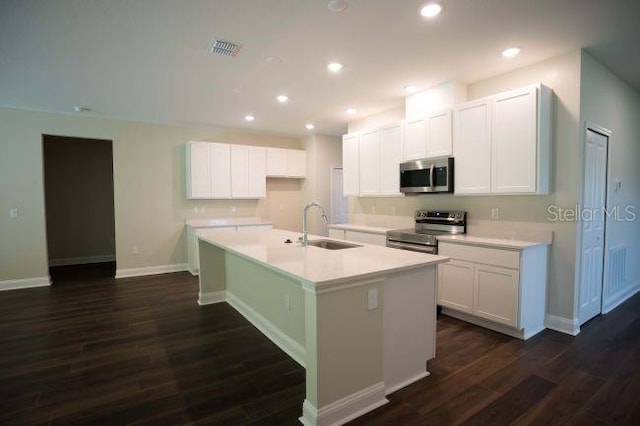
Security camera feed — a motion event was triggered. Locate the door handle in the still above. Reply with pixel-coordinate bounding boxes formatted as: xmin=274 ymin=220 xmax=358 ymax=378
xmin=430 ymin=164 xmax=435 ymax=189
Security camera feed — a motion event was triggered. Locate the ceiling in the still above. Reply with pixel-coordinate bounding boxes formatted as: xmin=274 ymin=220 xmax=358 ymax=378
xmin=1 ymin=0 xmax=639 ymax=137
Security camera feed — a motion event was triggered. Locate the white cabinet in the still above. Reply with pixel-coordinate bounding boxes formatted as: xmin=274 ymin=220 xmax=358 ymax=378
xmin=342 ymin=133 xmax=360 ymax=196
xmin=437 ymin=259 xmax=474 ymax=313
xmin=453 ymin=100 xmax=491 ymax=194
xmin=187 ymin=141 xmax=232 ymax=199
xmin=359 ymin=130 xmax=381 ymax=196
xmin=230 ymin=146 xmax=266 ymax=199
xmin=187 ymin=141 xmax=266 ymax=199
xmin=403 ymin=111 xmax=452 ymax=161
xmin=379 ymin=123 xmax=403 ymax=196
xmin=454 ymin=84 xmax=552 ymax=195
xmin=403 ymin=118 xmax=428 ymax=160
xmin=187 ymin=222 xmax=272 ymax=275
xmin=426 ymin=110 xmax=453 ymax=157
xmin=437 ymin=240 xmax=547 ymax=339
xmin=266 ymin=148 xmax=307 ymax=178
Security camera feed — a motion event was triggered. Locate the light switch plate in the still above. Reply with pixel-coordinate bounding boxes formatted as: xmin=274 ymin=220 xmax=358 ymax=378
xmin=9 ymin=208 xmax=18 ymax=218
xmin=367 ymin=288 xmax=378 ymax=311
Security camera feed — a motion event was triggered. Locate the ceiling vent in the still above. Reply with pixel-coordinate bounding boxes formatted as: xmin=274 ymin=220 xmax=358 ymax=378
xmin=209 ymin=38 xmax=243 ymax=57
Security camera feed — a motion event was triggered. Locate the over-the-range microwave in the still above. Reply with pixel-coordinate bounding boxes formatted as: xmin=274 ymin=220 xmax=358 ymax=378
xmin=399 ymin=157 xmax=454 ymax=194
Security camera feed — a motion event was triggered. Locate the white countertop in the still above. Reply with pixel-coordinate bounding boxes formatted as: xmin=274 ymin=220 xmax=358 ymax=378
xmin=328 ymin=224 xmax=393 ymax=235
xmin=437 ymin=234 xmax=550 ymax=250
xmin=185 ymin=217 xmax=272 ymax=228
xmin=197 ymin=228 xmax=448 ymax=286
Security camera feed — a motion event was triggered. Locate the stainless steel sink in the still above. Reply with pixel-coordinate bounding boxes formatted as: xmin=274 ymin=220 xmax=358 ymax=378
xmin=307 ymin=239 xmax=362 ymax=250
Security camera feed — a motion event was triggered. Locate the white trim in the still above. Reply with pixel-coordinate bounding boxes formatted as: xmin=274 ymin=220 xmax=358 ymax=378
xmin=602 ymin=280 xmax=640 ymax=314
xmin=226 ymin=292 xmax=306 ymax=367
xmin=49 ymin=255 xmax=115 ymax=267
xmin=0 ymin=276 xmax=51 ymax=291
xmin=545 ymin=313 xmax=580 ymax=336
xmin=301 ymin=277 xmax=386 ymax=295
xmin=198 ymin=290 xmax=226 ymax=305
xmin=385 ymin=371 xmax=430 ymax=395
xmin=441 ymin=308 xmax=533 ymax=340
xmin=299 ymin=382 xmax=388 ymax=426
xmin=115 ymin=263 xmax=188 ymax=279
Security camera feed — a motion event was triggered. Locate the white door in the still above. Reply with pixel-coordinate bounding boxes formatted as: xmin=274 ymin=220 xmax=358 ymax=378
xmin=426 ymin=110 xmax=453 ymax=157
xmin=331 ymin=167 xmax=349 ymax=224
xmin=453 ymin=100 xmax=491 ymax=194
xmin=247 ymin=147 xmax=266 ymax=198
xmin=209 ymin=143 xmax=231 ymax=198
xmin=403 ymin=118 xmax=427 ymax=160
xmin=187 ymin=141 xmax=211 ymax=198
xmin=342 ymin=134 xmax=360 ymax=196
xmin=578 ymin=127 xmax=610 ymax=325
xmin=379 ymin=123 xmax=403 ymax=195
xmin=359 ymin=130 xmax=381 ymax=195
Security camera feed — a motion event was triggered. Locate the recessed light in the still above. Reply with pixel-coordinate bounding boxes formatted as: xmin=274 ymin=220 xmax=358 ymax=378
xmin=73 ymin=106 xmax=91 ymax=113
xmin=404 ymin=85 xmax=419 ymax=94
xmin=502 ymin=47 xmax=521 ymax=58
xmin=327 ymin=62 xmax=344 ymax=73
xmin=327 ymin=0 xmax=348 ymax=13
xmin=346 ymin=108 xmax=357 ymax=115
xmin=305 ymin=123 xmax=315 ymax=130
xmin=419 ymin=2 xmax=443 ymax=18
xmin=276 ymin=95 xmax=289 ymax=103
xmin=244 ymin=114 xmax=255 ymax=122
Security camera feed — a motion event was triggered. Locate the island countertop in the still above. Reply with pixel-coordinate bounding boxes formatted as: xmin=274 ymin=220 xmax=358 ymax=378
xmin=197 ymin=228 xmax=449 ymax=287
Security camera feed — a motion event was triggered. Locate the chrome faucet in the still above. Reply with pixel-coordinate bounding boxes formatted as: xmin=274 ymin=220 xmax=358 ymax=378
xmin=301 ymin=201 xmax=328 ymax=246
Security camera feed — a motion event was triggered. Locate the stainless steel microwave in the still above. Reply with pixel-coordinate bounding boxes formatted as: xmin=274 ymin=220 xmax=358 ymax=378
xmin=399 ymin=157 xmax=454 ymax=194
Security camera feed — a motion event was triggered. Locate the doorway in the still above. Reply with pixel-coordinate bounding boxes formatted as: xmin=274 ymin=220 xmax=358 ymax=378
xmin=578 ymin=125 xmax=611 ymax=325
xmin=42 ymin=135 xmax=116 ymax=282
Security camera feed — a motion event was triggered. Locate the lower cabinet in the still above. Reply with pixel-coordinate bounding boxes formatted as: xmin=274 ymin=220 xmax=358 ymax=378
xmin=187 ymin=223 xmax=272 ymax=275
xmin=328 ymin=227 xmax=386 ymax=247
xmin=437 ymin=240 xmax=547 ymax=339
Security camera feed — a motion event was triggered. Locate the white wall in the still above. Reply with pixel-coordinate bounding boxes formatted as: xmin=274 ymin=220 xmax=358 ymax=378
xmin=579 ymin=51 xmax=640 ymax=314
xmin=0 ymin=107 xmax=306 ymax=283
xmin=346 ymin=50 xmax=583 ymax=323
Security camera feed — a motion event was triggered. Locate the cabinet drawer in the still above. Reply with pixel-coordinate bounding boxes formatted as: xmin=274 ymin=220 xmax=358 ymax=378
xmin=439 ymin=242 xmax=519 ymax=269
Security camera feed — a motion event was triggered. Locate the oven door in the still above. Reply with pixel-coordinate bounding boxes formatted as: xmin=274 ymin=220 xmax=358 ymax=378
xmin=386 ymin=240 xmax=438 ymax=254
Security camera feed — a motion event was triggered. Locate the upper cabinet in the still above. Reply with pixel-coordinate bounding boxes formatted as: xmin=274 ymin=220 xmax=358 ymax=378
xmin=454 ymin=84 xmax=552 ymax=195
xmin=342 ymin=133 xmax=360 ymax=196
xmin=266 ymin=148 xmax=307 ymax=178
xmin=402 ymin=110 xmax=453 ymax=161
xmin=379 ymin=123 xmax=403 ymax=196
xmin=186 ymin=141 xmax=274 ymax=199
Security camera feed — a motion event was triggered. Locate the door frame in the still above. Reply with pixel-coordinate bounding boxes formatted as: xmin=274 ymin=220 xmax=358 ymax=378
xmin=574 ymin=122 xmax=612 ymax=326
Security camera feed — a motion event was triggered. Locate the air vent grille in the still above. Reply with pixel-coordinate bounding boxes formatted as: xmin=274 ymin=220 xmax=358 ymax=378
xmin=209 ymin=38 xmax=243 ymax=57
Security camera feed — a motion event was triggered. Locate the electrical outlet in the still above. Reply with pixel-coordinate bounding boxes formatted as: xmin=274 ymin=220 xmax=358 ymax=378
xmin=491 ymin=207 xmax=500 ymax=220
xmin=131 ymin=246 xmax=140 ymax=255
xmin=9 ymin=208 xmax=18 ymax=219
xmin=367 ymin=288 xmax=378 ymax=311
xmin=231 ymin=205 xmax=237 ymax=212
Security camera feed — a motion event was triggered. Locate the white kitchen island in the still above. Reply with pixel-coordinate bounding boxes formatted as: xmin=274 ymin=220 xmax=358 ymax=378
xmin=197 ymin=228 xmax=448 ymax=426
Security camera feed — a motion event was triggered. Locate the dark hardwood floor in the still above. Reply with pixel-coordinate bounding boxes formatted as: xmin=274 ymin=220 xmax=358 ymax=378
xmin=1 ymin=266 xmax=638 ymax=425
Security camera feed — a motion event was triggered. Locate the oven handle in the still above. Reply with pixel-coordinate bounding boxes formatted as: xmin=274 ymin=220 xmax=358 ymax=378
xmin=386 ymin=240 xmax=437 ymax=254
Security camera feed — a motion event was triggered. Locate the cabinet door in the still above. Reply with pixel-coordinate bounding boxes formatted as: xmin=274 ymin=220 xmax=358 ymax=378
xmin=209 ymin=143 xmax=232 ymax=198
xmin=474 ymin=264 xmax=519 ymax=327
xmin=453 ymin=100 xmax=491 ymax=194
xmin=187 ymin=141 xmax=211 ymax=198
xmin=491 ymin=86 xmax=538 ymax=193
xmin=379 ymin=123 xmax=403 ymax=196
xmin=359 ymin=130 xmax=381 ymax=196
xmin=342 ymin=134 xmax=360 ymax=196
xmin=231 ymin=146 xmax=249 ymax=198
xmin=426 ymin=110 xmax=453 ymax=157
xmin=248 ymin=147 xmax=266 ymax=198
xmin=437 ymin=259 xmax=474 ymax=313
xmin=287 ymin=149 xmax=307 ymax=178
xmin=403 ymin=118 xmax=427 ymax=160
xmin=266 ymin=148 xmax=288 ymax=176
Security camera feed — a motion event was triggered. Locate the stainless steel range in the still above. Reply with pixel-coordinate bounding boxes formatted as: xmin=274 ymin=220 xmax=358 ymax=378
xmin=386 ymin=210 xmax=467 ymax=254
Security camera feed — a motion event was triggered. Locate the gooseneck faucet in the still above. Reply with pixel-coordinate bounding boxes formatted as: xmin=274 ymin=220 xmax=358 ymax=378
xmin=301 ymin=201 xmax=328 ymax=246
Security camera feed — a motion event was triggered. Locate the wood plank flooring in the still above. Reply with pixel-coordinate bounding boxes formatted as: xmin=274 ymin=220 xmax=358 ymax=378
xmin=0 ymin=265 xmax=639 ymax=425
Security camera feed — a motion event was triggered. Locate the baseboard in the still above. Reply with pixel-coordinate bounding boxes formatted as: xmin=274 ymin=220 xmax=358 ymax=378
xmin=299 ymin=382 xmax=388 ymax=426
xmin=226 ymin=292 xmax=306 ymax=367
xmin=49 ymin=255 xmax=115 ymax=267
xmin=602 ymin=281 xmax=640 ymax=314
xmin=545 ymin=313 xmax=580 ymax=336
xmin=441 ymin=308 xmax=528 ymax=340
xmin=115 ymin=263 xmax=188 ymax=279
xmin=198 ymin=291 xmax=226 ymax=305
xmin=385 ymin=371 xmax=430 ymax=395
xmin=0 ymin=276 xmax=51 ymax=291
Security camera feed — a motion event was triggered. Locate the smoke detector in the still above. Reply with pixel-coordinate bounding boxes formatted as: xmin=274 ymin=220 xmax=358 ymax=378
xmin=209 ymin=38 xmax=243 ymax=57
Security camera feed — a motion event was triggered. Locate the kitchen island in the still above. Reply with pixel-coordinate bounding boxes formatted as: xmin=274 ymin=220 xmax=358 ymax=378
xmin=197 ymin=228 xmax=448 ymax=426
